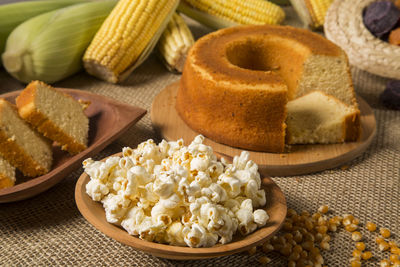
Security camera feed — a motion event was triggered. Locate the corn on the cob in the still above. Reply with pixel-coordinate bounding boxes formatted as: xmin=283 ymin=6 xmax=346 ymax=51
xmin=306 ymin=0 xmax=334 ymax=28
xmin=177 ymin=0 xmax=285 ymax=30
xmin=2 ymin=1 xmax=117 ymax=84
xmin=83 ymin=0 xmax=179 ymax=83
xmin=289 ymin=0 xmax=333 ymax=29
xmin=157 ymin=13 xmax=194 ymax=73
xmin=0 ymin=0 xmax=89 ymax=61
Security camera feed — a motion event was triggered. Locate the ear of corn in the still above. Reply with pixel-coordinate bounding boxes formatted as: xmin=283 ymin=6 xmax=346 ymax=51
xmin=157 ymin=13 xmax=195 ymax=73
xmin=83 ymin=0 xmax=180 ymax=84
xmin=306 ymin=0 xmax=334 ymax=28
xmin=0 ymin=0 xmax=90 ymax=63
xmin=1 ymin=1 xmax=117 ymax=84
xmin=177 ymin=0 xmax=285 ymax=30
xmin=289 ymin=0 xmax=333 ymax=29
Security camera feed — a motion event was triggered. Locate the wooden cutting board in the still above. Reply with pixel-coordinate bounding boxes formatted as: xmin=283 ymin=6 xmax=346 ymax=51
xmin=151 ymin=81 xmax=376 ymax=177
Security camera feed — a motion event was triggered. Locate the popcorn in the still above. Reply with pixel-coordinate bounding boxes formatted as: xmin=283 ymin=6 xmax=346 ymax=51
xmin=84 ymin=135 xmax=269 ymax=247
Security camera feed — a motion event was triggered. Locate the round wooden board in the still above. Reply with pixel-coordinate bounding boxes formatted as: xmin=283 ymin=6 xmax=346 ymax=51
xmin=151 ymin=81 xmax=377 ymax=177
xmin=75 ymin=153 xmax=287 ymax=260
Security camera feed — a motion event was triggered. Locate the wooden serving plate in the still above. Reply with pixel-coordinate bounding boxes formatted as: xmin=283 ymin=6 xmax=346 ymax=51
xmin=75 ymin=152 xmax=287 ymax=260
xmin=151 ymin=82 xmax=376 ymax=176
xmin=0 ymin=89 xmax=146 ymax=203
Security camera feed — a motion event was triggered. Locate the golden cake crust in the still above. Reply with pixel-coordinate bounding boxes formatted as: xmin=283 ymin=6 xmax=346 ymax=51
xmin=16 ymin=81 xmax=87 ymax=155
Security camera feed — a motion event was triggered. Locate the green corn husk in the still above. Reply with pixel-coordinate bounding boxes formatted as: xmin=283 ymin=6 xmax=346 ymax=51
xmin=0 ymin=0 xmax=91 ymax=58
xmin=2 ymin=0 xmax=117 ymax=84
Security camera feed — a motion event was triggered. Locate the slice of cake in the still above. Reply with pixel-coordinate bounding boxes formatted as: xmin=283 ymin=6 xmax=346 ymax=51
xmin=286 ymin=91 xmax=360 ymax=144
xmin=16 ymin=81 xmax=89 ymax=155
xmin=0 ymin=98 xmax=52 ymax=177
xmin=0 ymin=156 xmax=15 ymax=189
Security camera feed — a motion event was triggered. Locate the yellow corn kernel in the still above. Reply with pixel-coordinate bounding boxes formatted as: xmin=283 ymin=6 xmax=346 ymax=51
xmin=352 ymin=249 xmax=362 ymax=258
xmin=351 ymin=231 xmax=362 ymax=241
xmin=355 ymin=242 xmax=366 ymax=251
xmin=258 ymin=256 xmax=271 ymax=265
xmin=84 ymin=0 xmax=179 ymax=83
xmin=318 ymin=205 xmax=329 ymax=214
xmin=288 ymin=252 xmax=300 ymax=261
xmin=389 ymin=241 xmax=398 ymax=248
xmin=262 ymin=242 xmax=274 ymax=253
xmin=316 ymin=225 xmax=328 ymax=234
xmin=391 ymin=246 xmax=400 ymax=255
xmin=343 ymin=218 xmax=352 ymax=226
xmin=312 ymin=212 xmax=321 ymax=221
xmin=293 ymin=244 xmax=303 ymax=253
xmin=320 ymin=241 xmax=330 ymax=250
xmin=366 ymin=221 xmax=377 ymax=232
xmin=362 ymin=251 xmax=373 ymax=260
xmin=379 ymin=241 xmax=390 ymax=252
xmin=352 ymin=218 xmax=360 ymax=225
xmin=390 ymin=254 xmax=400 ymax=263
xmin=350 ymin=259 xmax=361 ymax=267
xmin=380 ymin=228 xmax=391 ymax=238
xmin=380 ymin=259 xmax=391 ymax=267
xmin=376 ymin=237 xmax=385 ymax=244
xmin=287 ymin=208 xmax=297 ymax=217
xmin=248 ymin=246 xmax=257 ymax=255
xmin=345 ymin=224 xmax=358 ymax=232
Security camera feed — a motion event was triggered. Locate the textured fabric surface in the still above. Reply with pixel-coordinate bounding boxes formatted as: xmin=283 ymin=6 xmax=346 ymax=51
xmin=0 ymin=5 xmax=399 ymax=267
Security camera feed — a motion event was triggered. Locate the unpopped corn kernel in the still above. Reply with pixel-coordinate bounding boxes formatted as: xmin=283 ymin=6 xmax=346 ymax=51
xmin=361 ymin=251 xmax=373 ymax=260
xmin=248 ymin=246 xmax=257 ymax=255
xmin=379 ymin=241 xmax=390 ymax=252
xmin=258 ymin=256 xmax=271 ymax=265
xmin=380 ymin=259 xmax=391 ymax=267
xmin=351 ymin=231 xmax=362 ymax=241
xmin=366 ymin=221 xmax=377 ymax=232
xmin=352 ymin=249 xmax=362 ymax=258
xmin=345 ymin=224 xmax=358 ymax=232
xmin=355 ymin=242 xmax=366 ymax=251
xmin=380 ymin=228 xmax=391 ymax=238
xmin=318 ymin=205 xmax=329 ymax=214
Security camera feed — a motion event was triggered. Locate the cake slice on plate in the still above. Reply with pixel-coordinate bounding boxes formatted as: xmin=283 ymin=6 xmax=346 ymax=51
xmin=286 ymin=91 xmax=361 ymax=144
xmin=0 ymin=156 xmax=15 ymax=189
xmin=16 ymin=81 xmax=89 ymax=155
xmin=0 ymin=98 xmax=52 ymax=177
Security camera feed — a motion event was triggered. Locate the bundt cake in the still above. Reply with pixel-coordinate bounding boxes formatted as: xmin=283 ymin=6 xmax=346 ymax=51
xmin=16 ymin=81 xmax=89 ymax=155
xmin=0 ymin=98 xmax=52 ymax=177
xmin=286 ymin=91 xmax=360 ymax=144
xmin=176 ymin=25 xmax=360 ymax=152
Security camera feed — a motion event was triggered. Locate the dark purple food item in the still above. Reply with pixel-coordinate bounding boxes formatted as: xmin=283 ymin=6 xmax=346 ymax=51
xmin=380 ymin=80 xmax=400 ymax=110
xmin=363 ymin=1 xmax=400 ymax=38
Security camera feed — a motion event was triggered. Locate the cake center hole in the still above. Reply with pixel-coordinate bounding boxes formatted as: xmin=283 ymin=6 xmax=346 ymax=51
xmin=226 ymin=39 xmax=279 ymax=72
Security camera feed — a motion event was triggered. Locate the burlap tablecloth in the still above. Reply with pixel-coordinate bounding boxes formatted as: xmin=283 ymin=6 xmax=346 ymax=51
xmin=0 ymin=4 xmax=399 ymax=266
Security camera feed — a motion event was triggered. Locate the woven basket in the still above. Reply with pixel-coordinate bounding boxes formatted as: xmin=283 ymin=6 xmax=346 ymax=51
xmin=324 ymin=0 xmax=400 ymax=79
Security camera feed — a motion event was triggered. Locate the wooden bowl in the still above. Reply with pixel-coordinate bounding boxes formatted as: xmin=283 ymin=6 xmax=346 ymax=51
xmin=75 ymin=152 xmax=287 ymax=260
xmin=0 ymin=89 xmax=146 ymax=203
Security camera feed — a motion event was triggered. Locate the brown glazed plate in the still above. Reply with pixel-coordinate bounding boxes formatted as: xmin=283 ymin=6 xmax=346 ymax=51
xmin=75 ymin=152 xmax=287 ymax=260
xmin=0 ymin=89 xmax=146 ymax=203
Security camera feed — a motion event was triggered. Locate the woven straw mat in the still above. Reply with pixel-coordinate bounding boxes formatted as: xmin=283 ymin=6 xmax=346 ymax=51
xmin=0 ymin=5 xmax=399 ymax=267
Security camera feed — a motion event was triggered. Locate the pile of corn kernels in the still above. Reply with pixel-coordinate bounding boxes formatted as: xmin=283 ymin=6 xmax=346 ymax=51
xmin=247 ymin=205 xmax=399 ymax=266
